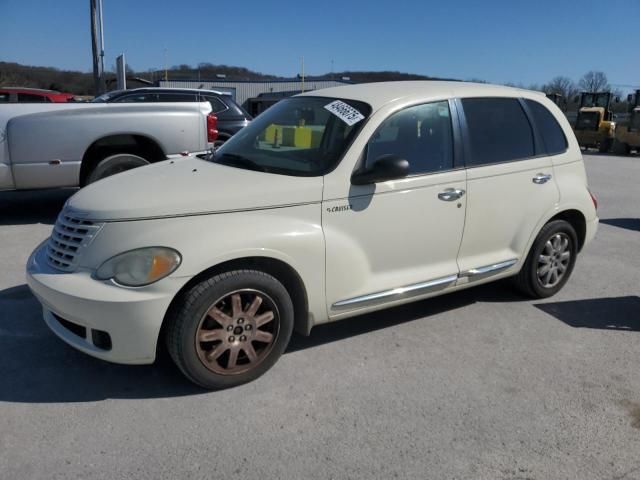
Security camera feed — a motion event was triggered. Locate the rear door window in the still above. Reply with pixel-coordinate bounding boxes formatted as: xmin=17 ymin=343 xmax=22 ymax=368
xmin=461 ymin=97 xmax=535 ymax=166
xmin=113 ymin=93 xmax=158 ymax=102
xmin=156 ymin=93 xmax=196 ymax=102
xmin=525 ymin=99 xmax=567 ymax=155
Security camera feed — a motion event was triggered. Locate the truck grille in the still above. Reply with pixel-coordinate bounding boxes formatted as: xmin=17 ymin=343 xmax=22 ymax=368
xmin=46 ymin=211 xmax=103 ymax=272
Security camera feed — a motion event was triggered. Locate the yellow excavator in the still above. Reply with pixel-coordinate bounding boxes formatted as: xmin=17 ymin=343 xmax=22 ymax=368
xmin=573 ymin=92 xmax=616 ymax=153
xmin=613 ymin=89 xmax=640 ymax=155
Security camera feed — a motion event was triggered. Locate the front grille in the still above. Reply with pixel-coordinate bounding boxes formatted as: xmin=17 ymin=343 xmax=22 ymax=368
xmin=575 ymin=112 xmax=600 ymax=131
xmin=46 ymin=210 xmax=103 ymax=272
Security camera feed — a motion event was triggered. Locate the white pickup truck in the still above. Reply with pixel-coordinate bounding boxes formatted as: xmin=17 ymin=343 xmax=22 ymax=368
xmin=0 ymin=101 xmax=216 ymax=190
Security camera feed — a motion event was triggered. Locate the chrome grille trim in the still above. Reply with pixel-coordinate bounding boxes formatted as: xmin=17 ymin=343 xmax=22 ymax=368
xmin=46 ymin=211 xmax=103 ymax=272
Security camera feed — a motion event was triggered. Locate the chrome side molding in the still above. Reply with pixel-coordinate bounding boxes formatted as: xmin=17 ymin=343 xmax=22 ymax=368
xmin=332 ymin=259 xmax=518 ymax=311
xmin=460 ymin=258 xmax=518 ymax=277
xmin=332 ymin=274 xmax=458 ymax=310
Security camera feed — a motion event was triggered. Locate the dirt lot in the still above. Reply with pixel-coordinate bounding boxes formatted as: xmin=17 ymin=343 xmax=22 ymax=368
xmin=0 ymin=154 xmax=638 ymax=479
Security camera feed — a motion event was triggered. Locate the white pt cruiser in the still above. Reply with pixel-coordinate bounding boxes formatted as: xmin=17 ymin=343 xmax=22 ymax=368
xmin=27 ymin=82 xmax=598 ymax=389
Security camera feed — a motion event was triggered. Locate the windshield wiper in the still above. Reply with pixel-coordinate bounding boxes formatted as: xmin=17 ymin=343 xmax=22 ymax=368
xmin=214 ymin=153 xmax=267 ymax=173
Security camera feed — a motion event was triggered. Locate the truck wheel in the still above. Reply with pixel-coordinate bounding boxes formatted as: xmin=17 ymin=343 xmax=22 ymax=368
xmin=213 ymin=134 xmax=230 ymax=150
xmin=514 ymin=220 xmax=578 ymax=299
xmin=166 ymin=270 xmax=294 ymax=389
xmin=85 ymin=153 xmax=149 ymax=184
xmin=612 ymin=140 xmax=631 ymax=156
xmin=598 ymin=139 xmax=612 ymax=153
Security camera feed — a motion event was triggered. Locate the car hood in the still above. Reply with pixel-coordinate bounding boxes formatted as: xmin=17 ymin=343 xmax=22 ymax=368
xmin=67 ymin=158 xmax=324 ymax=221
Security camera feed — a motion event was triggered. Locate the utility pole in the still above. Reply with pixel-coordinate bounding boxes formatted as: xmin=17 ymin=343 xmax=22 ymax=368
xmin=98 ymin=0 xmax=105 ymax=91
xmin=90 ymin=0 xmax=101 ymax=95
xmin=164 ymin=48 xmax=168 ymax=82
xmin=90 ymin=0 xmax=106 ymax=95
xmin=301 ymin=56 xmax=305 ymax=93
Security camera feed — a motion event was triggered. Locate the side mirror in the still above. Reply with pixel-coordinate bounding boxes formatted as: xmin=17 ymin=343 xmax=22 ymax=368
xmin=615 ymin=96 xmax=620 ymax=103
xmin=351 ymin=154 xmax=410 ymax=185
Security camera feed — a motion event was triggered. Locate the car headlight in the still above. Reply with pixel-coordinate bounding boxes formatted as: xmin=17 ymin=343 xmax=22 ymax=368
xmin=95 ymin=247 xmax=181 ymax=286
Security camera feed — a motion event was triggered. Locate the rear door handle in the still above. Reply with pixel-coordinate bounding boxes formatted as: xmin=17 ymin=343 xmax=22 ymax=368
xmin=532 ymin=173 xmax=552 ymax=184
xmin=438 ymin=188 xmax=466 ymax=201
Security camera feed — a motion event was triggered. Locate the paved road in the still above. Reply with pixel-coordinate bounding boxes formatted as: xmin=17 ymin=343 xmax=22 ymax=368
xmin=0 ymin=154 xmax=638 ymax=480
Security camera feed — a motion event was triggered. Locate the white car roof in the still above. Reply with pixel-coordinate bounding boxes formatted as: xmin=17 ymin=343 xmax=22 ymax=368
xmin=301 ymin=81 xmax=545 ymax=110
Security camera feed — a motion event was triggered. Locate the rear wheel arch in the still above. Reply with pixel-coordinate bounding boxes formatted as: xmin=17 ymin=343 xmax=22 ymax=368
xmin=80 ymin=134 xmax=166 ymax=186
xmin=547 ymin=209 xmax=587 ymax=252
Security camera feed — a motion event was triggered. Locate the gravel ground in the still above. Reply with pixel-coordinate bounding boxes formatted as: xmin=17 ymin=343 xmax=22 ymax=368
xmin=0 ymin=154 xmax=638 ymax=480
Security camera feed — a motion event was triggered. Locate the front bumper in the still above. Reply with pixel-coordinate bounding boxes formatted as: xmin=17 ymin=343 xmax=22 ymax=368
xmin=26 ymin=242 xmax=189 ymax=364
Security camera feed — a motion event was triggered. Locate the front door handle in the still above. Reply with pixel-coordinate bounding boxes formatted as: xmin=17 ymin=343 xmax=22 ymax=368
xmin=438 ymin=188 xmax=466 ymax=201
xmin=532 ymin=173 xmax=552 ymax=184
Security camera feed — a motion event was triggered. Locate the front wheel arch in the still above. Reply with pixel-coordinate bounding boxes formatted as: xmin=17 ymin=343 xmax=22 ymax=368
xmin=159 ymin=256 xmax=310 ymax=358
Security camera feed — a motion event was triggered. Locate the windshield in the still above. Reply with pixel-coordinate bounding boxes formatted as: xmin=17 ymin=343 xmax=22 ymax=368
xmin=212 ymin=96 xmax=371 ymax=176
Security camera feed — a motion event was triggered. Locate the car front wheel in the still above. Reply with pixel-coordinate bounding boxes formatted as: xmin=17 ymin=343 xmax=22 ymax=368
xmin=514 ymin=220 xmax=578 ymax=298
xmin=166 ymin=270 xmax=294 ymax=389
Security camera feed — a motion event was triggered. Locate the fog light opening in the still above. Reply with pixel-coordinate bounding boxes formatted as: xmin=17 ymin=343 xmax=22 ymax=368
xmin=91 ymin=329 xmax=112 ymax=351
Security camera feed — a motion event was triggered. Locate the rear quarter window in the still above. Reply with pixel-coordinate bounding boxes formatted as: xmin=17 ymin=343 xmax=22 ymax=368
xmin=202 ymin=95 xmax=228 ymax=114
xmin=525 ymin=99 xmax=568 ymax=155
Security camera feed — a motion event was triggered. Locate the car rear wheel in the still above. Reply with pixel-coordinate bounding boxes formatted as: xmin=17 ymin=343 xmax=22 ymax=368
xmin=166 ymin=270 xmax=294 ymax=389
xmin=514 ymin=220 xmax=578 ymax=298
xmin=85 ymin=153 xmax=149 ymax=184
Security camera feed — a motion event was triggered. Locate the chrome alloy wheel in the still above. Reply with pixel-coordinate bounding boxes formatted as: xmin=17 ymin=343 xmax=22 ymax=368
xmin=195 ymin=289 xmax=279 ymax=375
xmin=537 ymin=233 xmax=571 ymax=288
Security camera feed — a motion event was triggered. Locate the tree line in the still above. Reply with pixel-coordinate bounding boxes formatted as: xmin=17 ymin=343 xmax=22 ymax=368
xmin=502 ymin=70 xmax=631 ymax=113
xmin=0 ymin=61 xmax=633 ymax=113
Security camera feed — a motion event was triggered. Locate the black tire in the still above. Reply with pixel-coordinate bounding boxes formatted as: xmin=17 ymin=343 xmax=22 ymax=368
xmin=514 ymin=220 xmax=578 ymax=299
xmin=612 ymin=140 xmax=631 ymax=156
xmin=213 ymin=135 xmax=229 ymax=150
xmin=166 ymin=270 xmax=294 ymax=389
xmin=598 ymin=138 xmax=612 ymax=153
xmin=85 ymin=153 xmax=149 ymax=185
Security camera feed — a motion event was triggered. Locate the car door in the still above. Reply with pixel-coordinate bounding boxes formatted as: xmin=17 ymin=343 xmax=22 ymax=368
xmin=322 ymin=100 xmax=467 ymax=317
xmin=455 ymin=97 xmax=560 ymax=282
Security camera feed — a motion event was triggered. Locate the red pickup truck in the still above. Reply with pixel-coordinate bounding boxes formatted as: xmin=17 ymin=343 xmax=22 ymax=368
xmin=0 ymin=87 xmax=76 ymax=103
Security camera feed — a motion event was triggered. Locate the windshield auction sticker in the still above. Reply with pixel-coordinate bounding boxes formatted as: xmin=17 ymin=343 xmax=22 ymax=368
xmin=324 ymin=100 xmax=365 ymax=126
